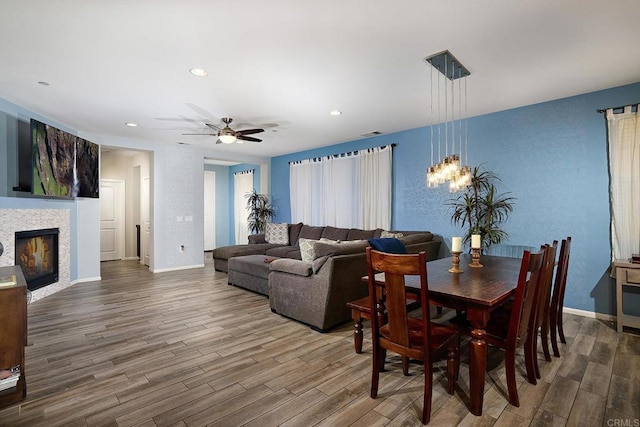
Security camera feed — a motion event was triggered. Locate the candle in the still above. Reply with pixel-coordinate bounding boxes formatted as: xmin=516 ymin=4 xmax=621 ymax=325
xmin=452 ymin=237 xmax=462 ymax=252
xmin=471 ymin=234 xmax=481 ymax=249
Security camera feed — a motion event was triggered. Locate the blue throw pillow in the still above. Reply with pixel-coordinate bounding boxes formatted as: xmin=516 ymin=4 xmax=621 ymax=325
xmin=368 ymin=238 xmax=407 ymax=254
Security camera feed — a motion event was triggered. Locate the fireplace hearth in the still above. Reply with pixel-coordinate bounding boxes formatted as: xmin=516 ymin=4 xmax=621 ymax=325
xmin=15 ymin=228 xmax=59 ymax=291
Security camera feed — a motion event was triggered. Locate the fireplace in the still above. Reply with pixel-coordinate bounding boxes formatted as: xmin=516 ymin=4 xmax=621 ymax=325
xmin=15 ymin=228 xmax=59 ymax=291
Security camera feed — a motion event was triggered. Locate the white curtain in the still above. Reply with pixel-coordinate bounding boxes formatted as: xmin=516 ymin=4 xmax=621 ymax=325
xmin=234 ymin=170 xmax=254 ymax=244
xmin=290 ymin=145 xmax=392 ymax=229
xmin=607 ymin=105 xmax=640 ymax=261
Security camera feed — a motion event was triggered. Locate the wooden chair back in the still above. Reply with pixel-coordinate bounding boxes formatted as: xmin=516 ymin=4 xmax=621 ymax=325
xmin=509 ymin=248 xmax=546 ymax=348
xmin=366 ymin=248 xmax=431 ymax=359
xmin=550 ymin=237 xmax=572 ymax=354
xmin=536 ymin=242 xmax=558 ymax=325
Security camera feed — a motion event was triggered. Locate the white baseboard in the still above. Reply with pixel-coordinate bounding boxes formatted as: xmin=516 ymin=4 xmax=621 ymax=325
xmin=151 ymin=264 xmax=204 ymax=273
xmin=123 ymin=256 xmax=140 ymax=261
xmin=72 ymin=276 xmax=101 ymax=284
xmin=563 ymin=307 xmax=615 ymax=322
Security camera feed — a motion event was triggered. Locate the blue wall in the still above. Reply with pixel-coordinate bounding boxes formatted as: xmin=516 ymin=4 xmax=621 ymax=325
xmin=271 ymin=82 xmax=640 ymax=316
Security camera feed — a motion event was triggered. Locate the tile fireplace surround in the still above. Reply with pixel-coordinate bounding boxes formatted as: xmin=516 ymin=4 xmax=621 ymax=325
xmin=0 ymin=208 xmax=71 ymax=302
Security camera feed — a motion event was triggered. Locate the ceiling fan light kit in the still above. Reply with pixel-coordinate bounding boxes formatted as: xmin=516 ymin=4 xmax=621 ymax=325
xmin=182 ymin=117 xmax=265 ymax=144
xmin=219 ymin=134 xmax=237 ymax=144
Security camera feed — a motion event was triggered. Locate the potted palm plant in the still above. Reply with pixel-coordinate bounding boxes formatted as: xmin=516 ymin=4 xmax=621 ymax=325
xmin=245 ymin=189 xmax=276 ymax=234
xmin=448 ymin=166 xmax=516 ymax=252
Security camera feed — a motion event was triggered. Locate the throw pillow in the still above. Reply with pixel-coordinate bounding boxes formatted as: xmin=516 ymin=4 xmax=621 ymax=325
xmin=368 ymin=237 xmax=407 ymax=254
xmin=381 ymin=230 xmax=405 ymax=239
xmin=265 ymin=222 xmax=289 ymax=245
xmin=298 ymin=238 xmax=318 ymax=263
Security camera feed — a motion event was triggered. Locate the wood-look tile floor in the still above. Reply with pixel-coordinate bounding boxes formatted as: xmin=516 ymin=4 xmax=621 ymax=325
xmin=0 ymin=253 xmax=638 ymax=426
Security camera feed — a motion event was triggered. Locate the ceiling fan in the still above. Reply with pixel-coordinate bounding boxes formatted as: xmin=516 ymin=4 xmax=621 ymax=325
xmin=183 ymin=117 xmax=264 ymax=144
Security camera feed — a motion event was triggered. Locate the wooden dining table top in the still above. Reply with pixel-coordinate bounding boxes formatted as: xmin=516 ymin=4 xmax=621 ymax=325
xmin=371 ymin=254 xmax=523 ymax=309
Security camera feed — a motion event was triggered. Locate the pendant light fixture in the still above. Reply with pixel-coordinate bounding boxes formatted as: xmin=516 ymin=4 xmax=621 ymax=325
xmin=425 ymin=50 xmax=472 ymax=192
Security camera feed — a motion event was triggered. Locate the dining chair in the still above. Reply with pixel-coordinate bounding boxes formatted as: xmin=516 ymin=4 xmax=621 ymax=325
xmin=480 ymin=247 xmax=546 ymax=407
xmin=529 ymin=242 xmax=558 ymax=379
xmin=366 ymin=247 xmax=460 ymax=425
xmin=549 ymin=237 xmax=572 ymax=357
xmin=347 ymin=237 xmax=422 ymax=355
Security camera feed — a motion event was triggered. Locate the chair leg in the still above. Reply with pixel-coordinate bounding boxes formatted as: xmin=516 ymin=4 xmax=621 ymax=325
xmin=524 ymin=333 xmax=537 ymax=385
xmin=504 ymin=348 xmax=520 ymax=407
xmin=379 ymin=348 xmax=387 ymax=372
xmin=550 ymin=310 xmax=561 ymax=357
xmin=531 ymin=328 xmax=541 ymax=380
xmin=446 ymin=343 xmax=458 ymax=394
xmin=422 ymin=366 xmax=432 ymax=424
xmin=540 ymin=319 xmax=551 ymax=362
xmin=557 ymin=308 xmax=567 ymax=344
xmin=353 ymin=317 xmax=364 ymax=354
xmin=402 ymin=357 xmax=410 ymax=376
xmin=371 ymin=345 xmax=381 ymax=398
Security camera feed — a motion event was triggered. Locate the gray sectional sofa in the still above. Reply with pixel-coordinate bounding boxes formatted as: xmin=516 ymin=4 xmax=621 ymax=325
xmin=212 ymin=223 xmax=442 ymax=331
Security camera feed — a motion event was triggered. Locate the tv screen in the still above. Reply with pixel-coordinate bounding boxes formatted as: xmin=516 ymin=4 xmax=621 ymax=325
xmin=31 ymin=119 xmax=99 ymax=198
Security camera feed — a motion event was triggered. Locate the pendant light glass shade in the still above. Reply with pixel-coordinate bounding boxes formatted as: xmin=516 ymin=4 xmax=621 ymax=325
xmin=425 ymin=50 xmax=472 ymax=192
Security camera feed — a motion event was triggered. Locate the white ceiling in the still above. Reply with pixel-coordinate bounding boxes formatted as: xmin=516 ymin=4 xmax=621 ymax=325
xmin=1 ymin=1 xmax=639 ymax=160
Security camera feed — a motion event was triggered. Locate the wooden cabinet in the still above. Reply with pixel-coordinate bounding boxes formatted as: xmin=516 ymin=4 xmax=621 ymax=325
xmin=614 ymin=260 xmax=640 ymax=333
xmin=0 ymin=266 xmax=27 ymax=409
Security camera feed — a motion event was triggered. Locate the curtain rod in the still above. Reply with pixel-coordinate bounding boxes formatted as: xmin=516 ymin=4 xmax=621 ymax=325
xmin=233 ymin=168 xmax=255 ymax=175
xmin=288 ymin=143 xmax=395 ymax=165
xmin=596 ymin=103 xmax=639 ymax=113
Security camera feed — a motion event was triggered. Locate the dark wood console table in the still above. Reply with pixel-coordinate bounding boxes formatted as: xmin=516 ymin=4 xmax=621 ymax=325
xmin=0 ymin=266 xmax=28 ymax=409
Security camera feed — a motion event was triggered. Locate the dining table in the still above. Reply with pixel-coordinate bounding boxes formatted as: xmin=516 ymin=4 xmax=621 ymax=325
xmin=368 ymin=253 xmax=523 ymax=416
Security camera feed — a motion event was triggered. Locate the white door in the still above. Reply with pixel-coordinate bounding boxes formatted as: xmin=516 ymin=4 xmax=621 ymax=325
xmin=204 ymin=171 xmax=216 ymax=251
xmin=141 ymin=176 xmax=151 ymax=266
xmin=100 ymin=180 xmax=125 ymax=261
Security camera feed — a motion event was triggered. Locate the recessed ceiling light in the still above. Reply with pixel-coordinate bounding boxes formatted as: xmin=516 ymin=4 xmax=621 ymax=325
xmin=329 ymin=110 xmax=342 ymax=116
xmin=125 ymin=122 xmax=138 ymax=127
xmin=189 ymin=68 xmax=208 ymax=77
xmin=37 ymin=81 xmax=50 ymax=86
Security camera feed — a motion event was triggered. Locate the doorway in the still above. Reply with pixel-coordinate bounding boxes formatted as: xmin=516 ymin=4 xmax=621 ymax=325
xmin=99 ymin=179 xmax=125 ymax=261
xmin=99 ymin=147 xmax=152 ymax=267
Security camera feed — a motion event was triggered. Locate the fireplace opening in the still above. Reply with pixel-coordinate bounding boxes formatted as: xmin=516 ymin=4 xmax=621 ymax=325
xmin=15 ymin=228 xmax=59 ymax=291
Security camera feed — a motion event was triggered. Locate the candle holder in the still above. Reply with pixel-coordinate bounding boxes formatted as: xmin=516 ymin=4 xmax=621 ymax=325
xmin=448 ymin=251 xmax=463 ymax=273
xmin=469 ymin=248 xmax=483 ymax=268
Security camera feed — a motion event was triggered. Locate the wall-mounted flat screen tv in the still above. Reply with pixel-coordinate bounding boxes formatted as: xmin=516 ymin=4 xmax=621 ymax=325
xmin=31 ymin=119 xmax=99 ymax=198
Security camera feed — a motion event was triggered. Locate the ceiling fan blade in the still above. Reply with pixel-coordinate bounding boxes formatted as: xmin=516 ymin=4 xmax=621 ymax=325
xmin=236 ymin=128 xmax=264 ymax=136
xmin=205 ymin=123 xmax=221 ymax=131
xmin=182 ymin=133 xmax=217 ymax=136
xmin=237 ymin=135 xmax=262 ymax=142
xmin=215 ymin=139 xmax=222 ymax=144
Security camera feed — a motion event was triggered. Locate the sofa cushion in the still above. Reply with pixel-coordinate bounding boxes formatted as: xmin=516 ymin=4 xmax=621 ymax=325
xmin=270 ymin=258 xmax=313 ymax=277
xmin=347 ymin=228 xmax=376 ymax=240
xmin=312 ymin=240 xmax=369 ymax=273
xmin=265 ymin=222 xmax=289 ymax=244
xmin=298 ymin=238 xmax=318 ymax=262
xmin=400 ymin=232 xmax=434 ymax=245
xmin=373 ymin=228 xmax=386 ymax=238
xmin=368 ymin=237 xmax=407 ymax=254
xmin=265 ymin=246 xmax=302 ymax=259
xmin=298 ymin=225 xmax=324 ymax=240
xmin=289 ymin=222 xmax=304 ymax=245
xmin=321 ymin=226 xmax=349 ymax=241
xmin=228 ymin=255 xmax=273 ymax=280
xmin=248 ymin=234 xmax=267 ymax=244
xmin=212 ymin=243 xmax=281 ymax=260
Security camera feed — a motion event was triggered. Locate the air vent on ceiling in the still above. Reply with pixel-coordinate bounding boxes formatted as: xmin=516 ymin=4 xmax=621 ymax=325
xmin=360 ymin=131 xmax=383 ymax=138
